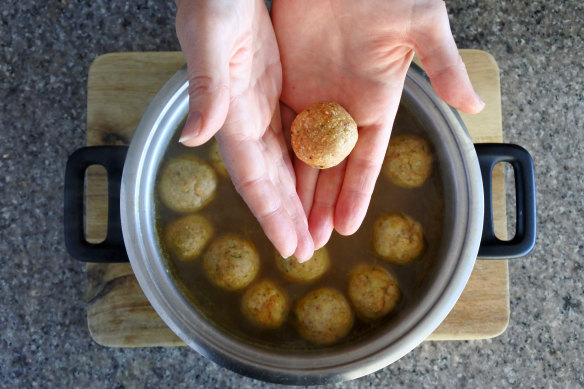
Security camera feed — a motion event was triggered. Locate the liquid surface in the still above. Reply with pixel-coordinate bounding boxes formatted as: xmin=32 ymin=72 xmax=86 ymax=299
xmin=155 ymin=106 xmax=445 ymax=350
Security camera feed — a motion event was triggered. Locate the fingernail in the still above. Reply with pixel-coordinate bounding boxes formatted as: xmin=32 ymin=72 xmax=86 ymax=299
xmin=179 ymin=111 xmax=202 ymax=144
xmin=277 ymin=251 xmax=291 ymax=261
xmin=294 ymin=248 xmax=314 ymax=263
xmin=477 ymin=95 xmax=486 ymax=110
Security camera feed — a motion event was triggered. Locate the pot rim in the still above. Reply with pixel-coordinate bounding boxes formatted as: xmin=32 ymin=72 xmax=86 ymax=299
xmin=120 ymin=64 xmax=484 ymax=385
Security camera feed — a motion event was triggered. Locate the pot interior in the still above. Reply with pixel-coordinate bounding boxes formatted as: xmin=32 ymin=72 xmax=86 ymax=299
xmin=121 ymin=65 xmax=482 ymax=384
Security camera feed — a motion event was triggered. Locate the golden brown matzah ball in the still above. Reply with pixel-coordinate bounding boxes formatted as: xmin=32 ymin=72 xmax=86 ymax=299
xmin=383 ymin=134 xmax=433 ymax=188
xmin=241 ymin=279 xmax=289 ymax=329
xmin=348 ymin=264 xmax=400 ymax=320
xmin=164 ymin=214 xmax=213 ymax=261
xmin=158 ymin=156 xmax=217 ymax=212
xmin=291 ymin=102 xmax=358 ymax=169
xmin=294 ymin=288 xmax=353 ymax=345
xmin=203 ymin=234 xmax=260 ymax=290
xmin=275 ymin=247 xmax=330 ymax=282
xmin=372 ymin=213 xmax=424 ymax=264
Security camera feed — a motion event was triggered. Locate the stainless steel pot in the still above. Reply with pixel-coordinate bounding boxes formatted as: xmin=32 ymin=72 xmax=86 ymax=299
xmin=65 ymin=64 xmax=536 ymax=385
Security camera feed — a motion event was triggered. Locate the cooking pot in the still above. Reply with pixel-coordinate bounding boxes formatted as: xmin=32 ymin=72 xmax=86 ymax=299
xmin=64 ymin=63 xmax=536 ymax=385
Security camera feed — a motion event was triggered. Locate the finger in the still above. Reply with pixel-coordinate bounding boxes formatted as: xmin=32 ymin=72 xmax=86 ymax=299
xmin=308 ymin=161 xmax=346 ymax=249
xmin=276 ymin=170 xmax=314 ymax=262
xmin=284 ymin=183 xmax=315 ymax=262
xmin=266 ymin=113 xmax=314 ymax=261
xmin=280 ymin=102 xmax=319 ymax=217
xmin=176 ymin=7 xmax=231 ymax=146
xmin=271 ymin=105 xmax=296 ymax=186
xmin=221 ymin=135 xmax=299 ymax=258
xmin=279 ymin=102 xmax=296 ymax=156
xmin=294 ymin=158 xmax=319 ymax=217
xmin=412 ymin=2 xmax=485 ymax=114
xmin=335 ymin=123 xmax=391 ymax=236
xmin=240 ymin=176 xmax=298 ymax=259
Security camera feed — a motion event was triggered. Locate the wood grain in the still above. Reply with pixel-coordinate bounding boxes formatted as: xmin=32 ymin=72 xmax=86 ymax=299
xmin=84 ymin=50 xmax=508 ymax=347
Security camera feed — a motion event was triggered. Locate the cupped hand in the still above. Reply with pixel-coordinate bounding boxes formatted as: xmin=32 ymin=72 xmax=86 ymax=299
xmin=175 ymin=0 xmax=314 ymax=261
xmin=272 ymin=0 xmax=485 ymax=249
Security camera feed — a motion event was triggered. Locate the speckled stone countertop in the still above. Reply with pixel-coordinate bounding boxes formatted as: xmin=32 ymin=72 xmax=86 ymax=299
xmin=1 ymin=1 xmax=582 ymax=387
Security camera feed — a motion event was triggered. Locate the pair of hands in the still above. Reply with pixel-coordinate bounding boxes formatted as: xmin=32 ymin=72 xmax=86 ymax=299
xmin=175 ymin=0 xmax=484 ymax=262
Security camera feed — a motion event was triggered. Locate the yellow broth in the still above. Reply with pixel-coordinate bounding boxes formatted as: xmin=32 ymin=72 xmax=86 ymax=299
xmin=155 ymin=106 xmax=444 ymax=350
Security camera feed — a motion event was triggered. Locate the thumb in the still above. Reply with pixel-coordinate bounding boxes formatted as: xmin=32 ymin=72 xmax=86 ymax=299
xmin=176 ymin=9 xmax=231 ymax=146
xmin=412 ymin=2 xmax=485 ymax=114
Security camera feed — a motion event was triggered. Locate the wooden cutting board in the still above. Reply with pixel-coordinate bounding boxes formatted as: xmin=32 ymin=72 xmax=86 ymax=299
xmin=84 ymin=50 xmax=509 ymax=347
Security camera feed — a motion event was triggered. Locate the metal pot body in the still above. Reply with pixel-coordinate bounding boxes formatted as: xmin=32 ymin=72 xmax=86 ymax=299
xmin=118 ymin=65 xmax=484 ymax=385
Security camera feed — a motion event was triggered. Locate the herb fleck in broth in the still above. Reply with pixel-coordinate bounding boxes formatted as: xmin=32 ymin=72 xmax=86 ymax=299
xmin=155 ymin=106 xmax=445 ymax=350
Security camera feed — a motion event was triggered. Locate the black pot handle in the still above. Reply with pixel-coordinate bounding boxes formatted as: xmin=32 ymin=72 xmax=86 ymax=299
xmin=64 ymin=146 xmax=129 ymax=262
xmin=476 ymin=143 xmax=536 ymax=259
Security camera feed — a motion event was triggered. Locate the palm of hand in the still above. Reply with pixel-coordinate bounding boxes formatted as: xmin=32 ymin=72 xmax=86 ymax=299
xmin=217 ymin=60 xmax=314 ymax=262
xmin=273 ymin=1 xmax=417 ymax=248
xmin=217 ymin=5 xmax=314 ymax=261
xmin=176 ymin=0 xmax=313 ymax=260
xmin=273 ymin=0 xmax=484 ymax=248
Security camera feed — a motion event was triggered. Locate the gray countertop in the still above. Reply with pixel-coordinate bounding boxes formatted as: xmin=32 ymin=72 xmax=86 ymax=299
xmin=1 ymin=1 xmax=582 ymax=387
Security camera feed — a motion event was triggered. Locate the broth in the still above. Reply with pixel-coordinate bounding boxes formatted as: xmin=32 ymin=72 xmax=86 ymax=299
xmin=155 ymin=106 xmax=444 ymax=350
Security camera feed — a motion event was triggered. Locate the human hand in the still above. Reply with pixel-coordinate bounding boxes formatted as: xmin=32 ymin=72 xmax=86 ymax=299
xmin=175 ymin=0 xmax=314 ymax=261
xmin=272 ymin=0 xmax=485 ymax=249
